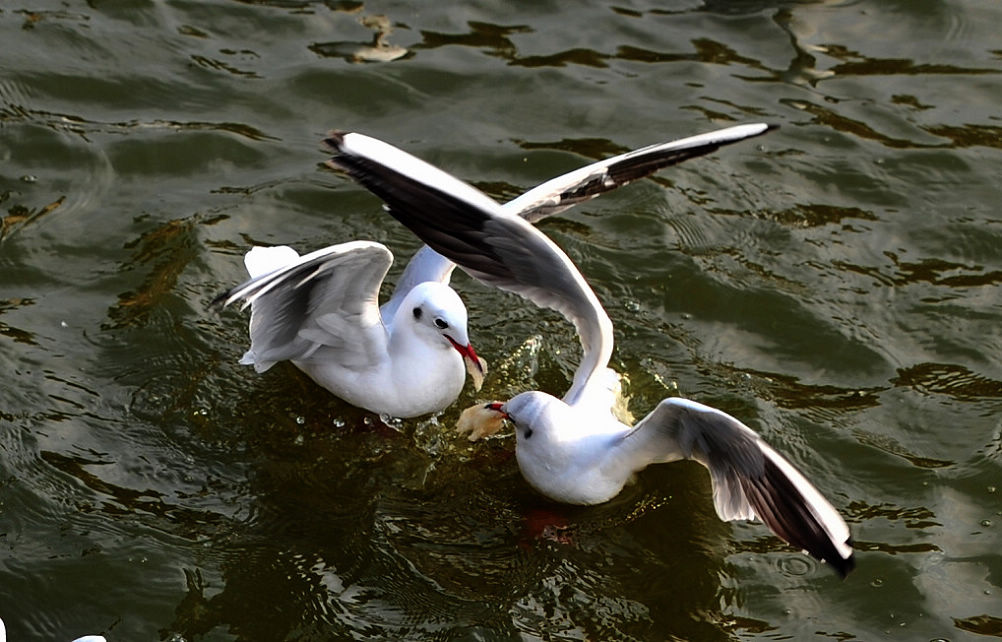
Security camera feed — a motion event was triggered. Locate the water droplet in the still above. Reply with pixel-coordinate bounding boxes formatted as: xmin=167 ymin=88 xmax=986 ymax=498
xmin=381 ymin=414 xmax=404 ymax=432
xmin=293 ymin=434 xmax=304 ymax=446
xmin=985 ymin=589 xmax=992 ymax=596
xmin=988 ymin=486 xmax=996 ymax=494
xmin=295 ymin=415 xmax=305 ymax=425
xmin=20 ymin=174 xmax=37 ymax=183
xmin=332 ymin=418 xmax=346 ymax=428
xmin=871 ymin=578 xmax=884 ymax=587
xmin=981 ymin=519 xmax=992 ymax=528
xmin=624 ymin=300 xmax=640 ymax=313
xmin=363 ymin=416 xmax=374 ymax=426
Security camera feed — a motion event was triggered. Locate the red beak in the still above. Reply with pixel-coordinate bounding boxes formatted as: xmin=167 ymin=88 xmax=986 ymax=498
xmin=485 ymin=402 xmax=508 ymax=418
xmin=447 ymin=336 xmax=484 ymax=374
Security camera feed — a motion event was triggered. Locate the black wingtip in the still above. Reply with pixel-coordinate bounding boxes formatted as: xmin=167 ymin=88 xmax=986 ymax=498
xmin=801 ymin=523 xmax=855 ymax=579
xmin=743 ymin=454 xmax=856 ymax=578
xmin=831 ymin=548 xmax=856 ymax=579
xmin=321 ymin=129 xmax=349 ymax=153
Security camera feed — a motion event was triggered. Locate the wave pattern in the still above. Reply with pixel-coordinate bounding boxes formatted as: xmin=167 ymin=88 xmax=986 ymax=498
xmin=2 ymin=0 xmax=1002 ymax=640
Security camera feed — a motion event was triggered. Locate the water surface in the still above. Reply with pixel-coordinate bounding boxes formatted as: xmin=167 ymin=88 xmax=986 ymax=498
xmin=2 ymin=1 xmax=1002 ymax=640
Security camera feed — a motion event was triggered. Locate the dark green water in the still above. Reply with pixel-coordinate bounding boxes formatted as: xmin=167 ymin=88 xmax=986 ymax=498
xmin=2 ymin=1 xmax=1001 ymax=640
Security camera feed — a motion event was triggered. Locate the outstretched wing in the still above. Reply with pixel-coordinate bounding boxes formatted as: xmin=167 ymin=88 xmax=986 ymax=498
xmin=625 ymin=397 xmax=854 ymax=577
xmin=214 ymin=241 xmax=393 ymax=371
xmin=382 ymin=123 xmax=775 ymax=309
xmin=323 ymin=131 xmax=613 ymax=406
xmin=505 ymin=123 xmax=774 ymax=223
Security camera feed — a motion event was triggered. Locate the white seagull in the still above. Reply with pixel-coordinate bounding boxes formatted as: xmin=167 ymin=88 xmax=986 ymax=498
xmin=322 ymin=125 xmax=856 ymax=576
xmin=215 ymin=241 xmax=485 ymax=418
xmin=214 ymin=124 xmax=781 ymax=419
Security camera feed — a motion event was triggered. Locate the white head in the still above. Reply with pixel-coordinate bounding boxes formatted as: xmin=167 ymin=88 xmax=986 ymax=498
xmin=495 ymin=390 xmax=614 ymax=504
xmin=398 ymin=281 xmax=483 ymax=373
xmin=497 ymin=390 xmax=562 ymax=445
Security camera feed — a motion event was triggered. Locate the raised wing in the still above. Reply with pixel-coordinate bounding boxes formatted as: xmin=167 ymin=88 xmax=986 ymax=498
xmin=381 ymin=123 xmax=774 ymax=316
xmin=626 ymin=397 xmax=854 ymax=577
xmin=323 ymin=131 xmax=613 ymax=406
xmin=380 ymin=245 xmax=456 ymax=321
xmin=505 ymin=123 xmax=774 ymax=223
xmin=213 ymin=241 xmax=393 ymax=371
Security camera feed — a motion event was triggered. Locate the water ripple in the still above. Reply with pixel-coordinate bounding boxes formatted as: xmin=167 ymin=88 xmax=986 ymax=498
xmin=3 ymin=0 xmax=1002 ymax=638
xmin=0 ymin=297 xmax=38 ymax=345
xmin=892 ymin=362 xmax=1002 ymax=401
xmin=954 ymin=614 xmax=1002 ymax=637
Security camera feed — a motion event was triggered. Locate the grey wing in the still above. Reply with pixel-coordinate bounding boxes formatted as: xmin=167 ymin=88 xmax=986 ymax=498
xmin=625 ymin=397 xmax=854 ymax=577
xmin=502 ymin=123 xmax=774 ymax=223
xmin=323 ymin=131 xmax=613 ymax=406
xmin=214 ymin=241 xmax=393 ymax=371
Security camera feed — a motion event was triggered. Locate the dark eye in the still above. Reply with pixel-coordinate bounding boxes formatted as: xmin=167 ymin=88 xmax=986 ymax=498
xmin=434 ymin=318 xmax=448 ymax=329
xmin=523 ymin=427 xmax=534 ymax=439
xmin=412 ymin=307 xmax=422 ymax=319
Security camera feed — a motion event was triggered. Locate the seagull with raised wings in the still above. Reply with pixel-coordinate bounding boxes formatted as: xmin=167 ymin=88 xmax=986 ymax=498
xmin=322 ymin=125 xmax=856 ymax=576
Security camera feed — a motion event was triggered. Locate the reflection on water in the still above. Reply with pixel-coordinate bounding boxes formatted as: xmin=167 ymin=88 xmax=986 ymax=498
xmin=1 ymin=195 xmax=65 ymax=242
xmin=2 ymin=0 xmax=1002 ymax=639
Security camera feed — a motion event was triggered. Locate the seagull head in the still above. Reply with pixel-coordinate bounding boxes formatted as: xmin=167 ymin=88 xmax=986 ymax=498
xmin=490 ymin=391 xmax=561 ymax=443
xmin=405 ymin=281 xmax=486 ymax=380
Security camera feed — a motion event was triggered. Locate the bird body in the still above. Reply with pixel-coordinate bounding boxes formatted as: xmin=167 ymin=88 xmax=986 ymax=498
xmin=508 ymin=390 xmax=630 ymax=505
xmin=298 ymin=280 xmax=472 ymax=418
xmin=216 ymin=243 xmax=483 ymax=418
xmin=505 ymin=390 xmax=853 ymax=572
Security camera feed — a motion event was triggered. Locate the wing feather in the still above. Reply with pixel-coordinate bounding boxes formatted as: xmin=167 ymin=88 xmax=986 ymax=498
xmin=627 ymin=397 xmax=854 ymax=576
xmin=214 ymin=241 xmax=393 ymax=371
xmin=379 ymin=123 xmax=774 ymax=333
xmin=505 ymin=123 xmax=774 ymax=223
